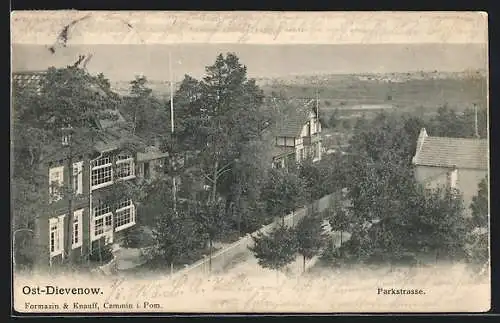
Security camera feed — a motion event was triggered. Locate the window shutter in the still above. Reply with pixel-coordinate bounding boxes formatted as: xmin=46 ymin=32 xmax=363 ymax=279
xmin=73 ymin=161 xmax=83 ymax=195
xmin=90 ymin=208 xmax=95 ymax=242
xmin=73 ymin=209 xmax=84 ymax=248
xmin=58 ymin=214 xmax=65 ymax=258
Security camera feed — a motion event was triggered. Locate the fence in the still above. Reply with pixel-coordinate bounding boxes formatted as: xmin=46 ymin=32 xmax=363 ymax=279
xmin=169 ymin=193 xmax=336 ymax=279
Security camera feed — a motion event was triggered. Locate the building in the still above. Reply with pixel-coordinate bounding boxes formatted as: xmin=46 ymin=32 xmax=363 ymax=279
xmin=270 ymin=101 xmax=322 ymax=169
xmin=412 ymin=128 xmax=488 ymax=212
xmin=12 ymin=70 xmax=168 ymax=267
xmin=137 ymin=145 xmax=169 ymax=182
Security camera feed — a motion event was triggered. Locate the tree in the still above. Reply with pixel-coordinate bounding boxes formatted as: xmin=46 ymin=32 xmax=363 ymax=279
xmin=122 ymin=75 xmax=169 ymax=141
xmin=329 ymin=109 xmax=339 ymax=128
xmin=249 ymin=224 xmax=297 ymax=279
xmin=466 ymin=176 xmax=489 ymax=272
xmin=191 ymin=199 xmax=228 ymax=273
xmin=326 ymin=198 xmax=351 ymax=248
xmin=172 ymin=53 xmax=267 ymax=210
xmin=403 ymin=186 xmax=468 ymax=261
xmin=294 ymin=213 xmax=326 ymax=272
xmin=12 ymin=66 xmax=121 ymax=267
xmin=261 ymin=169 xmax=306 ymax=224
xmin=332 ymin=112 xmax=469 ymax=265
xmin=470 ymin=176 xmax=489 ymax=228
xmin=298 ymin=160 xmax=323 ymax=203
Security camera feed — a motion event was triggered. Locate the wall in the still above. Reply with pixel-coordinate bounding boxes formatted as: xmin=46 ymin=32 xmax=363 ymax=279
xmin=39 ymin=155 xmax=93 ymax=267
xmin=414 ymin=165 xmax=487 ymax=211
xmin=169 ymin=193 xmax=335 ymax=279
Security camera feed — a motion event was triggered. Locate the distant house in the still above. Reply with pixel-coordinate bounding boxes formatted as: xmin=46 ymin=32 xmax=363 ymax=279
xmin=269 ymin=101 xmax=322 ymax=169
xmin=12 ymin=70 xmax=168 ymax=268
xmin=412 ymin=128 xmax=488 ymax=213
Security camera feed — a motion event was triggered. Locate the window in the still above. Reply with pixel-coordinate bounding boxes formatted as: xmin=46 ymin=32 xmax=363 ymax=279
xmin=91 ymin=156 xmax=113 ymax=189
xmin=72 ymin=161 xmax=83 ymax=195
xmin=72 ymin=209 xmax=83 ymax=249
xmin=115 ymin=199 xmax=136 ymax=232
xmin=273 ymin=158 xmax=283 ymax=169
xmin=49 ymin=215 xmax=65 ymax=257
xmin=285 ymin=137 xmax=295 ymax=147
xmin=91 ymin=204 xmax=113 ymax=240
xmin=116 ymin=154 xmax=135 ymax=179
xmin=62 ymin=134 xmax=71 ymax=146
xmin=276 ymin=137 xmax=285 ymax=146
xmin=49 ymin=166 xmax=64 ymax=202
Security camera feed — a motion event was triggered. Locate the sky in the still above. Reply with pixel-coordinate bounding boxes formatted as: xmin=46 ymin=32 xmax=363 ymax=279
xmin=12 ymin=43 xmax=487 ymax=83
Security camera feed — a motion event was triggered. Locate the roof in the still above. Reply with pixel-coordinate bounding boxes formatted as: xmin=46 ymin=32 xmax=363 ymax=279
xmin=94 ymin=126 xmax=145 ymax=154
xmin=97 ymin=109 xmax=127 ymax=129
xmin=137 ymin=146 xmax=169 ymax=162
xmin=13 ymin=70 xmax=142 ymax=157
xmin=274 ymin=100 xmax=318 ymax=138
xmin=12 ymin=71 xmax=46 ymax=93
xmin=413 ymin=128 xmax=488 ymax=170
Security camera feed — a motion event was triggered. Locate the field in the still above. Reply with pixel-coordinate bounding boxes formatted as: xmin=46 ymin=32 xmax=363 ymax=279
xmin=259 ymin=72 xmax=487 ymax=116
xmin=111 ymin=71 xmax=487 ymax=120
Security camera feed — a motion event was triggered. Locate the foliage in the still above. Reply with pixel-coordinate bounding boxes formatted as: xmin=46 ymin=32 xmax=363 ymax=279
xmin=121 ymin=75 xmax=169 ymax=141
xmin=142 ymin=178 xmax=205 ymax=266
xmin=261 ymin=168 xmax=307 ymax=220
xmin=320 ymin=111 xmax=471 ymax=265
xmin=427 ymin=104 xmax=487 ymax=139
xmin=294 ymin=213 xmax=327 ymax=272
xmin=88 ymin=243 xmax=114 ymax=263
xmin=249 ymin=224 xmax=297 ymax=272
xmin=12 ymin=66 xmax=122 ymax=267
xmin=466 ymin=176 xmax=489 ymax=270
xmin=171 ymin=53 xmax=267 ymax=208
xmin=325 ymin=196 xmax=351 ymax=247
xmin=151 ymin=204 xmax=205 ymax=267
xmin=328 ymin=109 xmax=339 ymax=128
xmin=470 ymin=176 xmax=489 ymax=228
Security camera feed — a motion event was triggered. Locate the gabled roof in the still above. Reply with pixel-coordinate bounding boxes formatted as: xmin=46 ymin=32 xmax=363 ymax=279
xmin=413 ymin=128 xmax=488 ymax=170
xmin=137 ymin=146 xmax=169 ymax=162
xmin=97 ymin=109 xmax=127 ymax=130
xmin=13 ymin=70 xmax=144 ymax=158
xmin=274 ymin=100 xmax=318 ymax=138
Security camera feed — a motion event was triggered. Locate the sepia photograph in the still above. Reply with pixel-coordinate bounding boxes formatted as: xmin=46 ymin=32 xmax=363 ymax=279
xmin=11 ymin=11 xmax=489 ymax=313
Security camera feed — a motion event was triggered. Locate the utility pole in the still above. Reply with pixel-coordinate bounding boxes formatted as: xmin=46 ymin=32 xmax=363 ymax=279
xmin=169 ymin=52 xmax=177 ymax=212
xmin=62 ymin=125 xmax=74 ymax=264
xmin=474 ymin=103 xmax=480 ymax=138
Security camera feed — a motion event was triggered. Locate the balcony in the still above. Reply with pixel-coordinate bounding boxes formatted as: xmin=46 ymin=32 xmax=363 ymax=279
xmin=302 ymin=133 xmax=321 ymax=146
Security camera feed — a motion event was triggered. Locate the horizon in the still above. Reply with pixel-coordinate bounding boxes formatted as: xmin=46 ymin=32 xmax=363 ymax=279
xmin=12 ymin=43 xmax=487 ymax=83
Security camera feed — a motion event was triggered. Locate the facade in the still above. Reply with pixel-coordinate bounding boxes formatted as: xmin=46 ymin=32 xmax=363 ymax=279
xmin=13 ymin=70 xmax=168 ymax=267
xmin=412 ymin=128 xmax=488 ymax=213
xmin=137 ymin=145 xmax=169 ymax=183
xmin=271 ymin=101 xmax=322 ymax=169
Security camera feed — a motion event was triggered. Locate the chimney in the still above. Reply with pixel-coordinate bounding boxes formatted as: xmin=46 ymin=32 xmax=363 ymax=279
xmin=474 ymin=103 xmax=480 ymax=138
xmin=412 ymin=128 xmax=428 ymax=165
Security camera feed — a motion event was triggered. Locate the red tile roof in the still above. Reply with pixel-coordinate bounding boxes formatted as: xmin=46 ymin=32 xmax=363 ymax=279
xmin=413 ymin=129 xmax=488 ymax=170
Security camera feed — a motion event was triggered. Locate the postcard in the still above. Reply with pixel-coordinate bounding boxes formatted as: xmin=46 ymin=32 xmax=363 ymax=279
xmin=11 ymin=11 xmax=489 ymax=314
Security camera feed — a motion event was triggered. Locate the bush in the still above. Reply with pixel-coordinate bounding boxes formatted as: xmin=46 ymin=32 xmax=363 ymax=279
xmin=122 ymin=226 xmax=154 ymax=248
xmin=88 ymin=244 xmax=114 ymax=263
